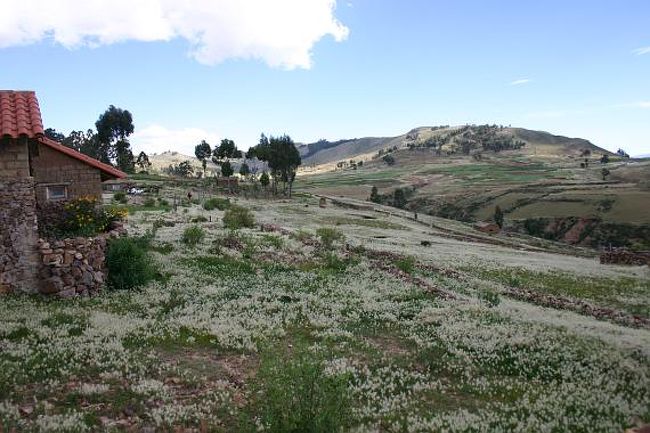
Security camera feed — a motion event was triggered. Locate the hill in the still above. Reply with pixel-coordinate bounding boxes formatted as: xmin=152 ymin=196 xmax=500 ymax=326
xmin=298 ymin=125 xmax=612 ymax=169
xmin=148 ymin=151 xmax=266 ymax=176
xmin=295 ymin=127 xmax=649 ymax=249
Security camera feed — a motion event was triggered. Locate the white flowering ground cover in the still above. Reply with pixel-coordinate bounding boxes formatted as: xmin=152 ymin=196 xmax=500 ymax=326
xmin=1 ymin=195 xmax=649 ymax=432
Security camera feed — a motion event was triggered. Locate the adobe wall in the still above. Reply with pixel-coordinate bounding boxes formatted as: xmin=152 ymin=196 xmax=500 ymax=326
xmin=31 ymin=142 xmax=103 ymax=203
xmin=0 ymin=140 xmax=40 ymax=294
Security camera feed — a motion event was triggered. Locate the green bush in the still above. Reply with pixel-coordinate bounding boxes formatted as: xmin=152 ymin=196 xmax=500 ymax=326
xmin=291 ymin=229 xmax=314 ymax=243
xmin=479 ymin=288 xmax=501 ymax=307
xmin=106 ymin=237 xmax=157 ymax=291
xmin=316 ymin=227 xmax=345 ymax=250
xmin=321 ymin=252 xmax=352 ymax=273
xmin=395 ymin=256 xmax=416 ymax=274
xmin=223 ymin=205 xmax=256 ymax=230
xmin=113 ymin=191 xmax=127 ymax=204
xmin=153 ymin=219 xmax=176 ymax=229
xmin=261 ymin=234 xmax=284 ymax=249
xmin=181 ymin=225 xmax=205 ymax=247
xmin=143 ymin=197 xmax=156 ymax=207
xmin=203 ymin=197 xmax=231 ymax=211
xmin=243 ymin=345 xmax=351 ymax=433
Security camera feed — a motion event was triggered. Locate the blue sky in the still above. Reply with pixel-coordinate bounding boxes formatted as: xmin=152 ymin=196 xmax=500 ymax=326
xmin=1 ymin=0 xmax=649 ymax=155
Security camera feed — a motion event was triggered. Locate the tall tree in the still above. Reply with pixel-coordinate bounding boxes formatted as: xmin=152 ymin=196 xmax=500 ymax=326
xmin=194 ymin=140 xmax=212 ymax=175
xmin=212 ymin=138 xmax=242 ymax=193
xmin=248 ymin=134 xmax=301 ymax=197
xmin=393 ymin=188 xmax=407 ymax=209
xmin=239 ymin=162 xmax=250 ymax=178
xmin=370 ymin=186 xmax=381 ymax=203
xmin=494 ymin=205 xmax=504 ymax=228
xmin=62 ymin=129 xmax=98 ymax=157
xmin=259 ymin=171 xmax=270 ymax=198
xmin=95 ymin=105 xmax=135 ymax=165
xmin=44 ymin=128 xmax=65 ymax=142
xmin=136 ymin=151 xmax=152 ymax=173
xmin=221 ymin=160 xmax=234 ymax=178
xmin=115 ymin=140 xmax=135 ymax=173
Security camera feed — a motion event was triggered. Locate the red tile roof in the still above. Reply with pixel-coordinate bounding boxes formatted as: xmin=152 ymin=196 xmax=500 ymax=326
xmin=0 ymin=90 xmax=126 ymax=180
xmin=40 ymin=137 xmax=127 ymax=179
xmin=0 ymin=90 xmax=45 ymax=139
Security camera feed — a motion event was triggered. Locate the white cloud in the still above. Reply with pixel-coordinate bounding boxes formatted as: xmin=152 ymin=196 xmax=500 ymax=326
xmin=510 ymin=78 xmax=532 ymax=86
xmin=0 ymin=0 xmax=349 ymax=69
xmin=632 ymin=46 xmax=650 ymax=56
xmin=131 ymin=124 xmax=220 ymax=156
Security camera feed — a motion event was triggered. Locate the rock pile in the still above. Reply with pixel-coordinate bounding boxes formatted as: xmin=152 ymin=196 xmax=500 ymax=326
xmin=600 ymin=249 xmax=650 ymax=266
xmin=37 ymin=224 xmax=126 ymax=298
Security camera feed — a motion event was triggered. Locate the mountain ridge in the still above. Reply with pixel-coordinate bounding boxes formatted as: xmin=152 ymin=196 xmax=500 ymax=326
xmin=298 ymin=125 xmax=612 ymax=168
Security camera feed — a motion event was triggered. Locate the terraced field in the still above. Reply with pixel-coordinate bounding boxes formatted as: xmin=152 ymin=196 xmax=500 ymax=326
xmin=1 ymin=193 xmax=648 ymax=432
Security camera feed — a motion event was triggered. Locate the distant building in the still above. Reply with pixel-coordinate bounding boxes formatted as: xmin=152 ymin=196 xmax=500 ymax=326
xmin=473 ymin=221 xmax=501 ymax=234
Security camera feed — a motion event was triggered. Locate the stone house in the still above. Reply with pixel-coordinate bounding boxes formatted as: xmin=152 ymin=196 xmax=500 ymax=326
xmin=473 ymin=221 xmax=501 ymax=235
xmin=0 ymin=90 xmax=126 ymax=294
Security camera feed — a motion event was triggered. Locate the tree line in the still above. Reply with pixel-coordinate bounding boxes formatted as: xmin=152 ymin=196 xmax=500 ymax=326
xmin=192 ymin=133 xmax=301 ymax=197
xmin=44 ymin=105 xmax=148 ymax=174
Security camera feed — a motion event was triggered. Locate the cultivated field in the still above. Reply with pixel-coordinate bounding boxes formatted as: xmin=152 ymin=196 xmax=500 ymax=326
xmin=1 ymin=190 xmax=649 ymax=432
xmin=296 ymin=151 xmax=650 ymax=226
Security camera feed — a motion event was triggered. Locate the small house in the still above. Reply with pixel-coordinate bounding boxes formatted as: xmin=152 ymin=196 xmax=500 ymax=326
xmin=474 ymin=221 xmax=501 ymax=235
xmin=0 ymin=90 xmax=126 ymax=294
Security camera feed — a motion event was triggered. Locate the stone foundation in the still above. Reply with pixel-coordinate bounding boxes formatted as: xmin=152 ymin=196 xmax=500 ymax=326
xmin=600 ymin=249 xmax=650 ymax=266
xmin=37 ymin=226 xmax=125 ymax=298
xmin=0 ymin=178 xmax=40 ymax=294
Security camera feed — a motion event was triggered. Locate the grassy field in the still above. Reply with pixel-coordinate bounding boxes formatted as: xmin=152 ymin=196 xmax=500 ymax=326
xmin=1 ymin=192 xmax=649 ymax=432
xmin=295 ymin=151 xmax=650 ymax=228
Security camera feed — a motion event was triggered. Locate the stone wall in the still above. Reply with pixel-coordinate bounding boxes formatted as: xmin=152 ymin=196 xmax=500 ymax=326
xmin=0 ymin=139 xmax=40 ymax=294
xmin=31 ymin=142 xmax=103 ymax=203
xmin=37 ymin=226 xmax=125 ymax=298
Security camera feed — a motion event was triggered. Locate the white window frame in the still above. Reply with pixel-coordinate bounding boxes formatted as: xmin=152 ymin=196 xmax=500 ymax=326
xmin=46 ymin=185 xmax=68 ymax=201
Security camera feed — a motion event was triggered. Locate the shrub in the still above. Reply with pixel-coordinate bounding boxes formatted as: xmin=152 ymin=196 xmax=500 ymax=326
xmin=395 ymin=256 xmax=416 ymax=274
xmin=479 ymin=288 xmax=501 ymax=307
xmin=203 ymin=197 xmax=231 ymax=211
xmin=316 ymin=227 xmax=345 ymax=250
xmin=152 ymin=219 xmax=176 ymax=229
xmin=106 ymin=237 xmax=156 ymax=291
xmin=321 ymin=252 xmax=352 ymax=273
xmin=243 ymin=345 xmax=352 ymax=433
xmin=158 ymin=198 xmax=170 ymax=207
xmin=261 ymin=234 xmax=284 ymax=250
xmin=181 ymin=225 xmax=205 ymax=247
xmin=383 ymin=154 xmax=396 ymax=166
xmin=113 ymin=191 xmax=127 ymax=204
xmin=291 ymin=229 xmax=314 ymax=243
xmin=143 ymin=197 xmax=157 ymax=207
xmin=38 ymin=196 xmax=122 ymax=239
xmin=223 ymin=205 xmax=255 ymax=230
xmin=191 ymin=215 xmax=208 ymax=223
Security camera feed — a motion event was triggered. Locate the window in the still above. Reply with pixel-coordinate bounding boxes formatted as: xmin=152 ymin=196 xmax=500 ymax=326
xmin=46 ymin=185 xmax=67 ymax=200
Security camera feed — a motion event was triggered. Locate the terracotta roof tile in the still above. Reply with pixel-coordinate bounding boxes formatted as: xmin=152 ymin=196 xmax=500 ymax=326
xmin=0 ymin=90 xmax=126 ymax=180
xmin=0 ymin=90 xmax=45 ymax=139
